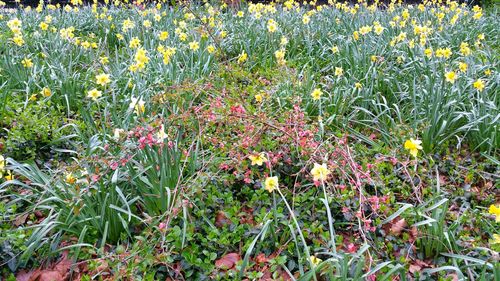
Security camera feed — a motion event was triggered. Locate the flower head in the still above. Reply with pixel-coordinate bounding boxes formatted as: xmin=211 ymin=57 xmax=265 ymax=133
xmin=489 ymin=205 xmax=500 ymax=223
xmin=249 ymin=153 xmax=267 ymax=166
xmin=310 ymin=255 xmax=322 ymax=266
xmin=264 ymin=176 xmax=278 ymax=193
xmin=311 ymin=88 xmax=323 ymax=101
xmin=473 ymin=79 xmax=485 ymax=92
xmin=96 ymin=73 xmax=111 ymax=86
xmin=87 ymin=88 xmax=102 ymax=101
xmin=0 ymin=155 xmax=5 ymax=178
xmin=404 ymin=138 xmax=423 ymax=157
xmin=445 ymin=71 xmax=457 ymax=83
xmin=311 ymin=163 xmax=331 ymax=182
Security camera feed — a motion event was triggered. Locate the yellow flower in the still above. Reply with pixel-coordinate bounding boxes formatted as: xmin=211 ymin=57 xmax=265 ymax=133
xmin=302 ymin=14 xmax=310 ymax=24
xmin=374 ymin=24 xmax=384 ymax=35
xmin=458 ymin=62 xmax=467 ymax=72
xmin=311 ymin=163 xmax=331 ymax=182
xmin=331 ymin=45 xmax=339 ymax=54
xmin=130 ymin=96 xmax=145 ymax=115
xmin=473 ymin=79 xmax=485 ymax=92
xmin=159 ymin=31 xmax=169 ymax=41
xmin=255 ymin=94 xmax=263 ymax=103
xmin=491 ymin=234 xmax=500 ymax=245
xmin=404 ymin=138 xmax=423 ymax=157
xmin=237 ymin=11 xmax=244 ymax=18
xmin=310 ymin=255 xmax=322 ymax=266
xmin=274 ymin=49 xmax=286 ymax=65
xmin=311 ymin=88 xmax=322 ymax=101
xmin=445 ymin=71 xmax=457 ymax=84
xmin=96 ymin=73 xmax=111 ymax=86
xmin=100 ymin=56 xmax=109 ymax=65
xmin=335 ymin=67 xmax=343 ymax=77
xmin=264 ymin=176 xmax=279 ymax=193
xmin=4 ymin=170 xmax=13 ymax=181
xmin=355 ymin=82 xmax=363 ymax=89
xmin=207 ymin=45 xmax=216 ymax=54
xmin=267 ymin=19 xmax=277 ymax=33
xmin=237 ymin=51 xmax=248 ymax=64
xmin=249 ymin=153 xmax=267 ymax=166
xmin=129 ymin=37 xmax=141 ymax=49
xmin=157 ymin=124 xmax=168 ymax=143
xmin=13 ymin=35 xmax=25 ymax=46
xmin=87 ymin=88 xmax=102 ymax=101
xmin=39 ymin=21 xmax=48 ymax=31
xmin=41 ymin=87 xmax=51 ymax=97
xmin=0 ymin=155 xmax=5 ymax=178
xmin=489 ymin=205 xmax=500 ymax=222
xmin=424 ymin=48 xmax=433 ymax=58
xmin=21 ymin=58 xmax=33 ymax=68
xmin=65 ymin=173 xmax=77 ymax=184
xmin=189 ymin=41 xmax=199 ymax=51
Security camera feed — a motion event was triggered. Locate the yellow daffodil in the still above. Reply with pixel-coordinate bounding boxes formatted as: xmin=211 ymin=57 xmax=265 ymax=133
xmin=311 ymin=88 xmax=323 ymax=101
xmin=310 ymin=255 xmax=322 ymax=266
xmin=65 ymin=173 xmax=77 ymax=184
xmin=237 ymin=51 xmax=247 ymax=64
xmin=264 ymin=176 xmax=279 ymax=193
xmin=404 ymin=138 xmax=423 ymax=157
xmin=311 ymin=163 xmax=331 ymax=182
xmin=0 ymin=155 xmax=5 ymax=178
xmin=96 ymin=73 xmax=111 ymax=86
xmin=87 ymin=88 xmax=102 ymax=101
xmin=249 ymin=153 xmax=267 ymax=166
xmin=489 ymin=205 xmax=500 ymax=222
xmin=473 ymin=79 xmax=485 ymax=92
xmin=445 ymin=71 xmax=457 ymax=83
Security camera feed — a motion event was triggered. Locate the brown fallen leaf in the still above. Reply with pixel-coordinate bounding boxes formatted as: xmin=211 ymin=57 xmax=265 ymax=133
xmin=215 ymin=211 xmax=231 ymax=228
xmin=215 ymin=253 xmax=241 ymax=270
xmin=390 ymin=218 xmax=407 ymax=236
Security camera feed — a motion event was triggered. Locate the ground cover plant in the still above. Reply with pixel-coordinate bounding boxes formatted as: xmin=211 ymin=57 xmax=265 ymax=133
xmin=0 ymin=0 xmax=499 ymax=279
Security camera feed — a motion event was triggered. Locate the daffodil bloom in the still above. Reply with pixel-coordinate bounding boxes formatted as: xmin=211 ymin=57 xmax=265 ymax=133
xmin=264 ymin=176 xmax=278 ymax=193
xmin=311 ymin=88 xmax=322 ymax=101
xmin=159 ymin=31 xmax=169 ymax=41
xmin=156 ymin=125 xmax=168 ymax=143
xmin=206 ymin=45 xmax=215 ymax=54
xmin=445 ymin=71 xmax=457 ymax=83
xmin=87 ymin=88 xmax=102 ymax=101
xmin=267 ymin=19 xmax=277 ymax=33
xmin=404 ymin=138 xmax=423 ymax=157
xmin=113 ymin=128 xmax=124 ymax=140
xmin=473 ymin=79 xmax=485 ymax=92
xmin=130 ymin=96 xmax=145 ymax=115
xmin=4 ymin=170 xmax=13 ymax=181
xmin=21 ymin=58 xmax=33 ymax=68
xmin=311 ymin=163 xmax=331 ymax=182
xmin=335 ymin=67 xmax=343 ymax=77
xmin=249 ymin=153 xmax=267 ymax=166
xmin=0 ymin=155 xmax=5 ymax=178
xmin=310 ymin=255 xmax=322 ymax=266
xmin=188 ymin=41 xmax=199 ymax=51
xmin=491 ymin=234 xmax=500 ymax=245
xmin=65 ymin=173 xmax=77 ymax=184
xmin=237 ymin=51 xmax=247 ymax=64
xmin=96 ymin=73 xmax=110 ymax=86
xmin=489 ymin=205 xmax=500 ymax=222
xmin=41 ymin=87 xmax=51 ymax=97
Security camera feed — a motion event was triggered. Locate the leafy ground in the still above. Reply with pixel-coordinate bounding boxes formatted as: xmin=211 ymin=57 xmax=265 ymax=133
xmin=0 ymin=0 xmax=499 ymax=280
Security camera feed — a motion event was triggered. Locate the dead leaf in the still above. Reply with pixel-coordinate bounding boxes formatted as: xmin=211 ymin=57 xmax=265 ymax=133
xmin=390 ymin=218 xmax=407 ymax=236
xmin=215 ymin=253 xmax=240 ymax=270
xmin=14 ymin=213 xmax=29 ymax=227
xmin=254 ymin=253 xmax=268 ymax=264
xmin=215 ymin=211 xmax=231 ymax=228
